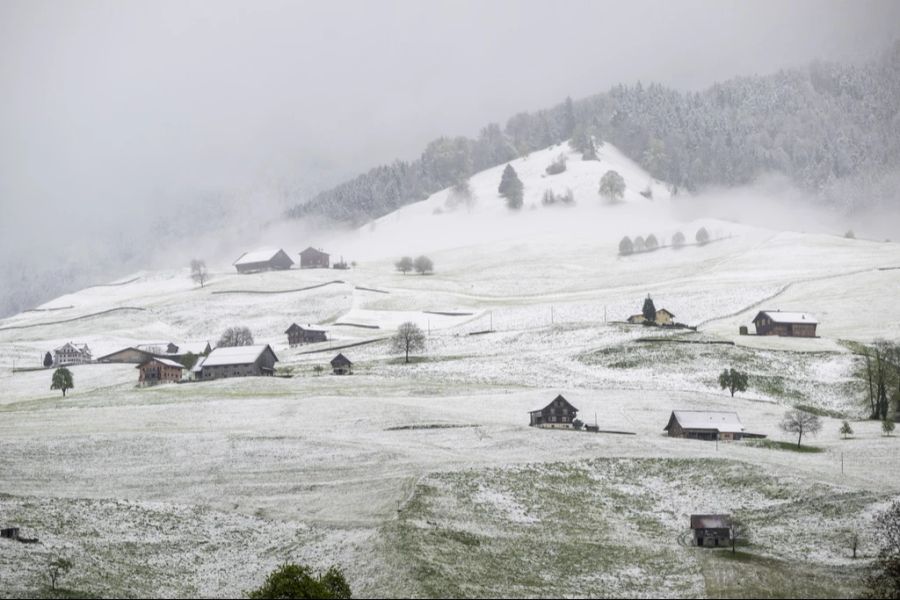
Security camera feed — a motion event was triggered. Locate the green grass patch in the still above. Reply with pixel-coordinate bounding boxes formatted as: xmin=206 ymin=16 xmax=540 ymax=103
xmin=746 ymin=438 xmax=825 ymax=453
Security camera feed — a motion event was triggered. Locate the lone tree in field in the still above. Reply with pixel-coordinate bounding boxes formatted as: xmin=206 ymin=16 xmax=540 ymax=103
xmin=779 ymin=409 xmax=822 ymax=449
xmin=599 ymin=170 xmax=626 ymax=203
xmin=247 ymin=563 xmax=352 ymax=600
xmin=392 ymin=321 xmax=426 ymax=364
xmin=729 ymin=517 xmax=748 ymax=554
xmin=51 ymin=367 xmax=74 ymax=397
xmin=672 ymin=231 xmax=686 ymax=248
xmin=884 ymin=419 xmax=896 ymax=436
xmin=217 ymin=326 xmax=254 ymax=348
xmin=696 ymin=227 xmax=710 ymax=245
xmin=840 ymin=420 xmax=854 ymax=439
xmin=864 ymin=500 xmax=900 ymax=598
xmin=498 ymin=163 xmax=524 ymax=210
xmin=43 ymin=351 xmax=53 ymax=368
xmin=642 ymin=295 xmax=657 ymax=322
xmin=47 ymin=557 xmax=73 ymax=591
xmin=190 ymin=259 xmax=209 ymax=288
xmin=395 ymin=256 xmax=413 ymax=274
xmin=718 ymin=368 xmax=749 ymax=397
xmin=618 ymin=236 xmax=634 ymax=255
xmin=413 ymin=255 xmax=434 ymax=275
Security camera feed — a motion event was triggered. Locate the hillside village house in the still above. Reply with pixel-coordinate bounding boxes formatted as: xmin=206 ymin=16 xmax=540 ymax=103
xmin=136 ymin=357 xmax=184 ymax=386
xmin=233 ymin=248 xmax=294 ymax=273
xmin=330 ymin=353 xmax=352 ymax=375
xmin=97 ymin=347 xmax=160 ymax=364
xmin=752 ymin=310 xmax=818 ymax=337
xmin=627 ymin=308 xmax=676 ymax=325
xmin=196 ymin=345 xmax=279 ymax=380
xmin=664 ymin=410 xmax=744 ymax=441
xmin=691 ymin=514 xmax=732 ymax=547
xmin=285 ymin=323 xmax=328 ymax=347
xmin=53 ymin=342 xmax=92 ymax=366
xmin=299 ymin=247 xmax=330 ymax=269
xmin=529 ymin=394 xmax=579 ymax=428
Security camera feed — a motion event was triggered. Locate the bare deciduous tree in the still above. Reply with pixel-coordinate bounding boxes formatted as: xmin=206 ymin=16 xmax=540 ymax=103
xmin=217 ymin=326 xmax=254 ymax=348
xmin=865 ymin=500 xmax=900 ymax=598
xmin=190 ymin=259 xmax=209 ymax=288
xmin=779 ymin=409 xmax=822 ymax=449
xmin=395 ymin=256 xmax=413 ymax=274
xmin=392 ymin=321 xmax=426 ymax=364
xmin=47 ymin=557 xmax=72 ymax=591
xmin=730 ymin=516 xmax=748 ymax=554
xmin=413 ymin=256 xmax=433 ymax=275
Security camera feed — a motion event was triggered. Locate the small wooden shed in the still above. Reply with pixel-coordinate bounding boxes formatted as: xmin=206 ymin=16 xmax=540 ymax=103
xmin=285 ymin=323 xmax=328 ymax=347
xmin=299 ymin=247 xmax=330 ymax=269
xmin=691 ymin=514 xmax=732 ymax=547
xmin=528 ymin=394 xmax=579 ymax=428
xmin=330 ymin=353 xmax=352 ymax=375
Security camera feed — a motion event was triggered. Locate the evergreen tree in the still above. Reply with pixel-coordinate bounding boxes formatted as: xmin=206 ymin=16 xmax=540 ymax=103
xmin=43 ymin=352 xmax=53 ymax=368
xmin=498 ymin=164 xmax=524 ymax=210
xmin=884 ymin=419 xmax=896 ymax=436
xmin=51 ymin=367 xmax=74 ymax=397
xmin=642 ymin=295 xmax=657 ymax=322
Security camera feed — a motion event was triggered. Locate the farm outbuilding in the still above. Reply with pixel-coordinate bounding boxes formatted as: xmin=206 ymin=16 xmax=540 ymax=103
xmin=285 ymin=323 xmax=327 ymax=347
xmin=529 ymin=394 xmax=579 ymax=428
xmin=233 ymin=248 xmax=294 ymax=273
xmin=330 ymin=353 xmax=352 ymax=375
xmin=299 ymin=247 xmax=330 ymax=269
xmin=196 ymin=345 xmax=279 ymax=380
xmin=627 ymin=309 xmax=675 ymax=325
xmin=664 ymin=411 xmax=744 ymax=441
xmin=136 ymin=357 xmax=184 ymax=386
xmin=751 ymin=311 xmax=817 ymax=337
xmin=690 ymin=514 xmax=732 ymax=547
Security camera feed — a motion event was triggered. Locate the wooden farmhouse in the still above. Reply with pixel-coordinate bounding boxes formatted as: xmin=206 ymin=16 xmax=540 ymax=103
xmin=233 ymin=248 xmax=294 ymax=273
xmin=196 ymin=345 xmax=279 ymax=380
xmin=752 ymin=310 xmax=817 ymax=337
xmin=330 ymin=353 xmax=352 ymax=375
xmin=299 ymin=247 xmax=330 ymax=269
xmin=97 ymin=347 xmax=160 ymax=364
xmin=529 ymin=394 xmax=579 ymax=428
xmin=53 ymin=342 xmax=92 ymax=366
xmin=664 ymin=410 xmax=744 ymax=441
xmin=136 ymin=357 xmax=184 ymax=386
xmin=627 ymin=308 xmax=675 ymax=325
xmin=285 ymin=323 xmax=327 ymax=347
xmin=691 ymin=514 xmax=732 ymax=547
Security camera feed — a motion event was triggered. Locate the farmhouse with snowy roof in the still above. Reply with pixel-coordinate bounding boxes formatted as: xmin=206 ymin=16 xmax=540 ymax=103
xmin=196 ymin=345 xmax=279 ymax=380
xmin=529 ymin=394 xmax=579 ymax=428
xmin=233 ymin=248 xmax=294 ymax=273
xmin=752 ymin=310 xmax=818 ymax=337
xmin=299 ymin=247 xmax=330 ymax=269
xmin=330 ymin=353 xmax=352 ymax=375
xmin=285 ymin=323 xmax=327 ymax=347
xmin=97 ymin=346 xmax=160 ymax=364
xmin=664 ymin=410 xmax=744 ymax=441
xmin=53 ymin=342 xmax=91 ymax=366
xmin=136 ymin=357 xmax=184 ymax=386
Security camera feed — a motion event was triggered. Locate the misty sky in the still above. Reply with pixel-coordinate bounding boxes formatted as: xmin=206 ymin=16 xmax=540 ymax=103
xmin=1 ymin=0 xmax=899 ymax=300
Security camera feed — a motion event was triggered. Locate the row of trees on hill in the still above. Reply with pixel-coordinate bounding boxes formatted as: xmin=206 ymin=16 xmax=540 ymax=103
xmin=289 ymin=43 xmax=900 ymax=224
xmin=619 ymin=228 xmax=710 ymax=255
xmin=499 ymin=163 xmax=626 ymax=210
xmin=395 ymin=256 xmax=434 ymax=275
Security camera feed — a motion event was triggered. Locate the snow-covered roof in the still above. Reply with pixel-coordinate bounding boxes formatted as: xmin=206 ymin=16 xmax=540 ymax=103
xmin=299 ymin=246 xmax=329 ymax=256
xmin=136 ymin=357 xmax=184 ymax=369
xmin=669 ymin=411 xmax=743 ymax=433
xmin=191 ymin=357 xmax=206 ymax=373
xmin=55 ymin=342 xmax=89 ymax=353
xmin=233 ymin=248 xmax=292 ymax=266
xmin=755 ymin=310 xmax=818 ymax=324
xmin=691 ymin=514 xmax=732 ymax=529
xmin=201 ymin=345 xmax=277 ymax=367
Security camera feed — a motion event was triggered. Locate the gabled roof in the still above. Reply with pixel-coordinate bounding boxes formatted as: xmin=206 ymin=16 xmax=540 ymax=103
xmin=191 ymin=357 xmax=206 ymax=373
xmin=166 ymin=341 xmax=211 ymax=355
xmin=285 ymin=323 xmax=327 ymax=334
xmin=300 ymin=246 xmax=329 ymax=257
xmin=55 ymin=342 xmax=89 ymax=353
xmin=691 ymin=514 xmax=732 ymax=529
xmin=96 ymin=347 xmax=158 ymax=362
xmin=201 ymin=344 xmax=279 ymax=367
xmin=331 ymin=353 xmax=352 ymax=366
xmin=530 ymin=394 xmax=579 ymax=414
xmin=136 ymin=357 xmax=185 ymax=369
xmin=665 ymin=411 xmax=743 ymax=434
xmin=233 ymin=248 xmax=294 ymax=266
xmin=656 ymin=308 xmax=675 ymax=318
xmin=752 ymin=310 xmax=818 ymax=325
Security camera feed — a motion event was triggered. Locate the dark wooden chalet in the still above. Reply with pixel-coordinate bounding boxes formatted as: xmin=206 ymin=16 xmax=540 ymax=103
xmin=196 ymin=345 xmax=279 ymax=380
xmin=752 ymin=310 xmax=817 ymax=337
xmin=97 ymin=347 xmax=160 ymax=364
xmin=529 ymin=394 xmax=579 ymax=428
xmin=136 ymin=357 xmax=184 ymax=386
xmin=299 ymin=247 xmax=330 ymax=269
xmin=331 ymin=353 xmax=352 ymax=375
xmin=233 ymin=248 xmax=294 ymax=273
xmin=691 ymin=514 xmax=732 ymax=547
xmin=285 ymin=323 xmax=328 ymax=347
xmin=664 ymin=411 xmax=744 ymax=441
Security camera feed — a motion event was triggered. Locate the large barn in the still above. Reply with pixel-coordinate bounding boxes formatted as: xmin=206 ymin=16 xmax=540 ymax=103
xmin=299 ymin=247 xmax=330 ymax=269
xmin=529 ymin=394 xmax=579 ymax=428
xmin=664 ymin=410 xmax=744 ymax=441
xmin=136 ymin=357 xmax=184 ymax=386
xmin=196 ymin=345 xmax=279 ymax=380
xmin=751 ymin=310 xmax=818 ymax=337
xmin=233 ymin=248 xmax=294 ymax=273
xmin=96 ymin=347 xmax=160 ymax=364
